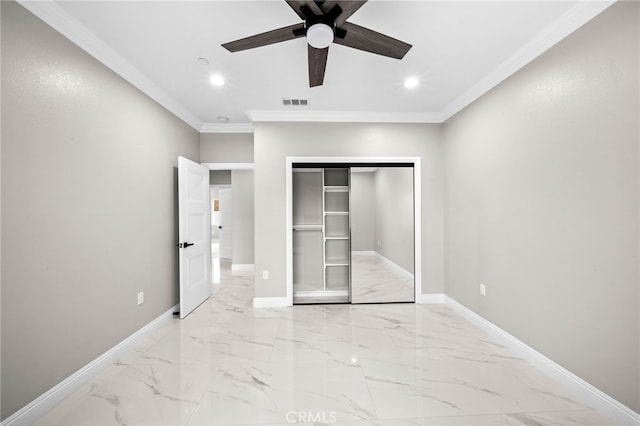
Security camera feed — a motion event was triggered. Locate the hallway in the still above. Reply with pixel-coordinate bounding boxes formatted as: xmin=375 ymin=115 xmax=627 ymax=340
xmin=35 ymin=262 xmax=614 ymax=425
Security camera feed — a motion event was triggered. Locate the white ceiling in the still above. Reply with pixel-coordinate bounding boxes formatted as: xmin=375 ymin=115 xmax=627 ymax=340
xmin=21 ymin=1 xmax=614 ymax=132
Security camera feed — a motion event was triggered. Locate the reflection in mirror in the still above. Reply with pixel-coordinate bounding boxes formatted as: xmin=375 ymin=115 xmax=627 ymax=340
xmin=350 ymin=167 xmax=415 ymax=303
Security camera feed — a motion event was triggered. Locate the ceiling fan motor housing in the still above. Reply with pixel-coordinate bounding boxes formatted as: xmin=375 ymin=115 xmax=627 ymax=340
xmin=306 ymin=22 xmax=335 ymax=49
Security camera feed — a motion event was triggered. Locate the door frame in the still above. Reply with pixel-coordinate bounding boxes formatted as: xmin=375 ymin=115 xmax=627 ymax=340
xmin=285 ymin=156 xmax=422 ymax=306
xmin=218 ymin=188 xmax=233 ymax=260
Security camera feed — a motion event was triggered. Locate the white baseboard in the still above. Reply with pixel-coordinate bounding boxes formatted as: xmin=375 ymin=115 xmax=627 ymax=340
xmin=252 ymin=297 xmax=290 ymax=308
xmin=416 ymin=293 xmax=445 ymax=304
xmin=231 ymin=263 xmax=254 ymax=271
xmin=1 ymin=304 xmax=179 ymax=426
xmin=444 ymin=296 xmax=640 ymax=426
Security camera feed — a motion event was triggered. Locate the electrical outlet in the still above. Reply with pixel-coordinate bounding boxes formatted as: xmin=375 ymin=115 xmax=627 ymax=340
xmin=479 ymin=283 xmax=486 ymax=296
xmin=377 ymin=240 xmax=380 ymax=247
xmin=137 ymin=291 xmax=144 ymax=305
xmin=262 ymin=270 xmax=269 ymax=280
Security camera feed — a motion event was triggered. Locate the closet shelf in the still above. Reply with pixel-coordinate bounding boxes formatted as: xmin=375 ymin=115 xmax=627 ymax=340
xmin=293 ymin=224 xmax=323 ymax=231
xmin=325 ymin=262 xmax=349 ymax=267
xmin=324 ymin=211 xmax=348 ymax=215
xmin=324 ymin=186 xmax=349 ymax=192
xmin=325 ymin=236 xmax=348 ymax=240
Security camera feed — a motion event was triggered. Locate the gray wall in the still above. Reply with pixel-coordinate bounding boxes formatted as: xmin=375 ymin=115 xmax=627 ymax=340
xmin=254 ymin=122 xmax=443 ymax=298
xmin=373 ymin=168 xmax=414 ymax=273
xmin=200 ymin=133 xmax=254 ymax=163
xmin=0 ymin=2 xmax=200 ymax=420
xmin=350 ymin=172 xmax=375 ymax=252
xmin=231 ymin=170 xmax=255 ymax=265
xmin=443 ymin=1 xmax=639 ymax=412
xmin=210 ymin=170 xmax=232 ymax=185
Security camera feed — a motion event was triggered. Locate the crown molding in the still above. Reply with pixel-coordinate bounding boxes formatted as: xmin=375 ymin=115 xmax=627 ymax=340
xmin=17 ymin=0 xmax=203 ymax=131
xmin=200 ymin=123 xmax=255 ymax=133
xmin=440 ymin=0 xmax=616 ymax=122
xmin=247 ymin=110 xmax=444 ymax=124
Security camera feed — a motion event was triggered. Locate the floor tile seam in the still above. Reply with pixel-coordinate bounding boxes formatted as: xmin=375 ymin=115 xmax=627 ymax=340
xmin=453 ymin=406 xmax=603 ymax=419
xmin=501 ymin=408 xmax=604 ymax=415
xmin=358 ymin=362 xmax=382 ymax=422
xmin=498 ymin=407 xmax=612 ymax=423
xmin=185 ymin=378 xmax=215 ymax=426
xmin=362 ymin=409 xmax=600 ymax=423
xmin=263 ymin=325 xmax=281 ymax=361
xmin=358 ymin=369 xmax=582 ymax=414
xmin=127 ymin=357 xmax=227 ymax=368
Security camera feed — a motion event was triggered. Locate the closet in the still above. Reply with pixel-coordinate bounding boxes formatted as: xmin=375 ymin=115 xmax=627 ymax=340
xmin=293 ymin=167 xmax=350 ymax=303
xmin=292 ymin=164 xmax=415 ymax=305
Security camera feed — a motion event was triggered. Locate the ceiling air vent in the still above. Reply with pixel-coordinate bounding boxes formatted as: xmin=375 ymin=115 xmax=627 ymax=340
xmin=282 ymin=98 xmax=308 ymax=106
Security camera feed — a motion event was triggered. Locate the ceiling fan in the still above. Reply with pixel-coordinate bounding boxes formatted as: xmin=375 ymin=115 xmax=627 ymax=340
xmin=221 ymin=0 xmax=412 ymax=87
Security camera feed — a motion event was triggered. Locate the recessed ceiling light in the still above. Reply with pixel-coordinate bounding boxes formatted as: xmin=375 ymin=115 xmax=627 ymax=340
xmin=404 ymin=76 xmax=419 ymax=89
xmin=209 ymin=74 xmax=225 ymax=86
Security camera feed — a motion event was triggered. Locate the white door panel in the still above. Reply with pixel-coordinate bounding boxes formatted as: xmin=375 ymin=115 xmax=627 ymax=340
xmin=178 ymin=156 xmax=211 ymax=319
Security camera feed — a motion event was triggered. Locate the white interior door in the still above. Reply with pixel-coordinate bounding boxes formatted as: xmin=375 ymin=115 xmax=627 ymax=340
xmin=178 ymin=156 xmax=211 ymax=319
xmin=219 ymin=188 xmax=232 ymax=259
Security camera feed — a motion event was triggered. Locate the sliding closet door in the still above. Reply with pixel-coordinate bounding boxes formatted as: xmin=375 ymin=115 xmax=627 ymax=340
xmin=351 ymin=167 xmax=415 ymax=303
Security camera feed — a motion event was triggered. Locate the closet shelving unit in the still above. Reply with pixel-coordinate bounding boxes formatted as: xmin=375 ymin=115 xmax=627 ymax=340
xmin=322 ymin=169 xmax=350 ymax=295
xmin=292 ymin=167 xmax=350 ymax=304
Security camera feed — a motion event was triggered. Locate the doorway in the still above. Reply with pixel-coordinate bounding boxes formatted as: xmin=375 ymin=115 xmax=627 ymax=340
xmin=210 ymin=185 xmax=232 ymax=283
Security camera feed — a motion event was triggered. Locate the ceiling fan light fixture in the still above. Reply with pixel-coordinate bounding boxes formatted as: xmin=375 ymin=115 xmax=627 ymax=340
xmin=306 ymin=23 xmax=334 ymax=49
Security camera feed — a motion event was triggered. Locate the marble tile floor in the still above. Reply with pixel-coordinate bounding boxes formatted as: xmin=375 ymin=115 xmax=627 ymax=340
xmin=36 ymin=261 xmax=617 ymax=426
xmin=351 ymin=253 xmax=415 ymax=304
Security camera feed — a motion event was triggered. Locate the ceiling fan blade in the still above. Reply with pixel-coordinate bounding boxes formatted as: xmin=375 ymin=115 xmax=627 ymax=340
xmin=222 ymin=23 xmax=305 ymax=52
xmin=320 ymin=1 xmax=367 ymax=26
xmin=285 ymin=0 xmax=323 ymax=19
xmin=334 ymin=22 xmax=412 ymax=59
xmin=308 ymin=45 xmax=329 ymax=87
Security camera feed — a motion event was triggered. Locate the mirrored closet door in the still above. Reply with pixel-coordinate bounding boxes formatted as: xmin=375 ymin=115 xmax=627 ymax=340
xmin=350 ymin=167 xmax=414 ymax=303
